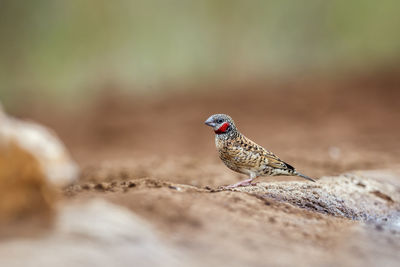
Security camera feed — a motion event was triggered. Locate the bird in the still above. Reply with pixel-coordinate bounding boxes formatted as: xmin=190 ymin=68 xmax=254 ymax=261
xmin=205 ymin=114 xmax=315 ymax=188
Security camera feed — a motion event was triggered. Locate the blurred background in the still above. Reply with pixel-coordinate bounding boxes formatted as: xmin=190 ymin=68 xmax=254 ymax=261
xmin=0 ymin=0 xmax=399 ymax=172
xmin=1 ymin=0 xmax=400 ymax=106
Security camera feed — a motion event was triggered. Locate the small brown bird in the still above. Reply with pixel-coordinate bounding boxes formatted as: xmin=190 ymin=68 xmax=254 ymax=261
xmin=205 ymin=114 xmax=315 ymax=188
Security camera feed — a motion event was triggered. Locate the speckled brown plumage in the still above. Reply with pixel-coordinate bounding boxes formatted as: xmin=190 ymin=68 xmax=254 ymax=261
xmin=205 ymin=114 xmax=315 ymax=187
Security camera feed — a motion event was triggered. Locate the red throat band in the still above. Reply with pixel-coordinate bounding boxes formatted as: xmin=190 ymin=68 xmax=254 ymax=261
xmin=215 ymin=122 xmax=230 ymax=134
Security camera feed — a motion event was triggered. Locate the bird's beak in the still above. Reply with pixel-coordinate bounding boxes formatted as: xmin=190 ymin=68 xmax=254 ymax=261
xmin=204 ymin=117 xmax=216 ymax=127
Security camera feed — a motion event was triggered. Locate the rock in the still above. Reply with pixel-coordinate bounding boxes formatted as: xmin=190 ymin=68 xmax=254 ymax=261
xmin=233 ymin=170 xmax=400 ymax=221
xmin=0 ymin=104 xmax=79 ymax=187
xmin=0 ymin=199 xmax=187 ymax=267
xmin=0 ymin=141 xmax=55 ymax=225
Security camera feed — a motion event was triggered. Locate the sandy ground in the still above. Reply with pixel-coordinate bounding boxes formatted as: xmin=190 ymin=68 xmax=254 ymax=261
xmin=3 ymin=72 xmax=400 ymax=266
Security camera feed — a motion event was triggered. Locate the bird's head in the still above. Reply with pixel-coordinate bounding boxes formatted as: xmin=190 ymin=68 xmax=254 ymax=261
xmin=204 ymin=114 xmax=237 ymax=135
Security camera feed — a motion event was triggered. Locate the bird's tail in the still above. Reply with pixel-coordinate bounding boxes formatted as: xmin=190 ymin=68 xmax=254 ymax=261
xmin=294 ymin=171 xmax=316 ymax=182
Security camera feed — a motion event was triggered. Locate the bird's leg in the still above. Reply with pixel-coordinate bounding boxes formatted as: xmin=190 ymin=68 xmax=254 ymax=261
xmin=224 ymin=178 xmax=253 ymax=188
xmin=224 ymin=173 xmax=257 ymax=188
xmin=250 ymin=172 xmax=260 ymax=186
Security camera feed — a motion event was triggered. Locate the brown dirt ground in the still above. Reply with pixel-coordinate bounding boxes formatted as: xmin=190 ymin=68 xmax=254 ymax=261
xmin=22 ymin=70 xmax=400 ymax=185
xmin=12 ymin=71 xmax=400 ymax=266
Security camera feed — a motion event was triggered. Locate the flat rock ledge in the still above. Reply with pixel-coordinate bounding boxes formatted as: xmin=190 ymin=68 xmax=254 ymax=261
xmin=231 ymin=169 xmax=400 ymax=223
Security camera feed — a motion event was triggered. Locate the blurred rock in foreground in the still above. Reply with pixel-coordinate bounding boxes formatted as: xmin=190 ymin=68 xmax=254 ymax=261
xmin=0 ymin=199 xmax=186 ymax=267
xmin=0 ymin=142 xmax=55 ymax=227
xmin=0 ymin=104 xmax=79 ymax=187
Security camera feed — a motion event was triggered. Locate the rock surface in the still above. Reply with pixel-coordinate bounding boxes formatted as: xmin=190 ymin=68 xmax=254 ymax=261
xmin=233 ymin=169 xmax=400 ymax=222
xmin=61 ymin=168 xmax=400 ymax=266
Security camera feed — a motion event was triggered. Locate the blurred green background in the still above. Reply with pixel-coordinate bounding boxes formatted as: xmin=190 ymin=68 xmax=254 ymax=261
xmin=0 ymin=0 xmax=399 ymax=107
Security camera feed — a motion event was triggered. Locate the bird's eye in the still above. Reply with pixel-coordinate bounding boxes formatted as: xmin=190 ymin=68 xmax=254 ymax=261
xmin=217 ymin=119 xmax=223 ymax=124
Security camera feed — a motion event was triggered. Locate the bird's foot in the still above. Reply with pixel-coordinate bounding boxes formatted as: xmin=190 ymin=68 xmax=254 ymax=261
xmin=223 ymin=178 xmax=253 ymax=189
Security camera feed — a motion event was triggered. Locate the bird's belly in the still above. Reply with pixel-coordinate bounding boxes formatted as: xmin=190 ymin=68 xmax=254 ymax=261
xmin=219 ymin=155 xmax=236 ymax=170
xmin=218 ymin=152 xmax=243 ymax=173
xmin=218 ymin=151 xmax=260 ymax=175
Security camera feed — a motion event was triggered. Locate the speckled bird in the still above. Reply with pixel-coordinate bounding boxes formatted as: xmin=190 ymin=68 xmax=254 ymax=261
xmin=205 ymin=114 xmax=315 ymax=188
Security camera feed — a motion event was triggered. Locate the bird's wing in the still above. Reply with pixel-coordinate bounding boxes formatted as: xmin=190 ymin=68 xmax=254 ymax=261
xmin=262 ymin=153 xmax=294 ymax=171
xmin=227 ymin=135 xmax=314 ymax=181
xmin=224 ymin=137 xmax=273 ymax=170
xmin=233 ymin=136 xmax=294 ymax=172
